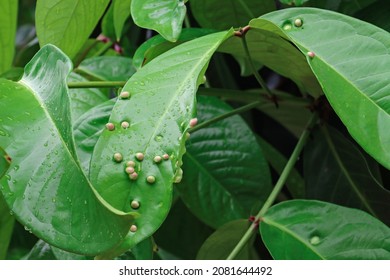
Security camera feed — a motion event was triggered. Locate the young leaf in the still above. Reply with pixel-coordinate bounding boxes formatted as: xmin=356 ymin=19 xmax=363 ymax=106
xmin=190 ymin=0 xmax=275 ymax=30
xmin=113 ymin=0 xmax=132 ymax=41
xmin=261 ymin=200 xmax=390 ymax=259
xmin=133 ymin=28 xmax=215 ymax=69
xmin=304 ymin=125 xmax=390 ymax=225
xmin=197 ymin=219 xmax=255 ymax=260
xmin=0 ymin=45 xmax=135 ymax=255
xmin=90 ymin=31 xmax=234 ymax=249
xmin=131 ymin=0 xmax=186 ymax=42
xmin=36 ymin=0 xmax=111 ymax=58
xmin=176 ymin=96 xmax=272 ymax=228
xmin=0 ymin=0 xmax=17 ymax=74
xmin=259 ymin=8 xmax=390 ymax=169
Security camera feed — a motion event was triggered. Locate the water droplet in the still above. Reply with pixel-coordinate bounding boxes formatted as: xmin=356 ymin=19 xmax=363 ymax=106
xmin=119 ymin=91 xmax=130 ymax=99
xmin=146 ymin=175 xmax=156 ymax=184
xmin=113 ymin=152 xmax=123 ymax=163
xmin=294 ymin=18 xmax=303 ymax=27
xmin=155 ymin=135 xmax=163 ymax=142
xmin=106 ymin=123 xmax=115 ymax=131
xmin=13 ymin=165 xmax=19 ymax=171
xmin=282 ymin=21 xmax=292 ymax=31
xmin=121 ymin=121 xmax=130 ymax=129
xmin=130 ymin=200 xmax=140 ymax=209
xmin=125 ymin=167 xmax=135 ymax=174
xmin=154 ymin=156 xmax=162 ymax=163
xmin=310 ymin=236 xmax=321 ymax=245
xmin=0 ymin=130 xmax=7 ymax=136
xmin=129 ymin=172 xmax=138 ymax=180
xmin=135 ymin=153 xmax=144 ymax=161
xmin=130 ymin=225 xmax=137 ymax=232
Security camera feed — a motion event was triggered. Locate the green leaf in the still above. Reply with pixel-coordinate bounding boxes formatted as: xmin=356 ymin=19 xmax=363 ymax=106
xmin=0 ymin=0 xmax=17 ymax=73
xmin=36 ymin=0 xmax=111 ymax=58
xmin=154 ymin=199 xmax=213 ymax=259
xmin=113 ymin=0 xmax=132 ymax=41
xmin=0 ymin=147 xmax=13 ymax=260
xmin=304 ymin=125 xmax=390 ymax=225
xmin=73 ymin=100 xmax=115 ymax=174
xmin=68 ymin=73 xmax=109 ymax=123
xmin=197 ymin=219 xmax=254 ymax=260
xmin=77 ymin=56 xmax=136 ymax=81
xmin=133 ymin=28 xmax=215 ymax=69
xmin=190 ymin=0 xmax=275 ymax=30
xmin=24 ymin=240 xmax=91 ymax=260
xmin=0 ymin=45 xmax=134 ymax=255
xmin=101 ymin=2 xmax=116 ymax=41
xmin=261 ymin=200 xmax=390 ymax=259
xmin=257 ymin=137 xmax=305 ymax=198
xmin=260 ymin=8 xmax=390 ymax=169
xmin=131 ymin=0 xmax=187 ymax=42
xmin=177 ymin=96 xmax=272 ymax=228
xmin=90 ymin=31 xmax=233 ymax=248
xmin=219 ymin=22 xmax=323 ymax=97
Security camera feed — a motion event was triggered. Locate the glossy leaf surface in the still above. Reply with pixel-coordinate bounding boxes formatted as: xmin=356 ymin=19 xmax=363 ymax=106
xmin=260 ymin=8 xmax=390 ymax=169
xmin=68 ymin=73 xmax=109 ymax=123
xmin=36 ymin=0 xmax=110 ymax=58
xmin=133 ymin=28 xmax=215 ymax=69
xmin=131 ymin=0 xmax=186 ymax=42
xmin=261 ymin=200 xmax=390 ymax=259
xmin=197 ymin=219 xmax=254 ymax=260
xmin=90 ymin=31 xmax=233 ymax=248
xmin=191 ymin=0 xmax=275 ymax=30
xmin=304 ymin=125 xmax=390 ymax=225
xmin=219 ymin=24 xmax=323 ymax=97
xmin=0 ymin=147 xmax=13 ymax=260
xmin=113 ymin=0 xmax=132 ymax=41
xmin=77 ymin=56 xmax=136 ymax=81
xmin=73 ymin=100 xmax=115 ymax=174
xmin=0 ymin=0 xmax=17 ymax=73
xmin=177 ymin=96 xmax=272 ymax=228
xmin=0 ymin=45 xmax=134 ymax=255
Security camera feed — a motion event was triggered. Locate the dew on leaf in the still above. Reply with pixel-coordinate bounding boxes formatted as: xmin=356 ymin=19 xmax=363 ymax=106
xmin=309 ymin=236 xmax=321 ymax=245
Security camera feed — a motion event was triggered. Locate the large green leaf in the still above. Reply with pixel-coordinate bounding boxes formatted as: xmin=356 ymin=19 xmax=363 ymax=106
xmin=154 ymin=199 xmax=213 ymax=259
xmin=261 ymin=200 xmax=390 ymax=259
xmin=36 ymin=0 xmax=111 ymax=58
xmin=0 ymin=0 xmax=17 ymax=74
xmin=0 ymin=45 xmax=134 ymax=255
xmin=131 ymin=0 xmax=186 ymax=42
xmin=197 ymin=219 xmax=255 ymax=260
xmin=190 ymin=0 xmax=275 ymax=30
xmin=304 ymin=125 xmax=390 ymax=225
xmin=176 ymin=96 xmax=272 ymax=228
xmin=0 ymin=147 xmax=13 ymax=260
xmin=90 ymin=31 xmax=233 ymax=248
xmin=113 ymin=0 xmax=132 ymax=41
xmin=68 ymin=73 xmax=109 ymax=123
xmin=259 ymin=8 xmax=390 ymax=169
xmin=73 ymin=100 xmax=115 ymax=174
xmin=133 ymin=28 xmax=215 ymax=69
xmin=76 ymin=56 xmax=136 ymax=82
xmin=219 ymin=23 xmax=323 ymax=97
